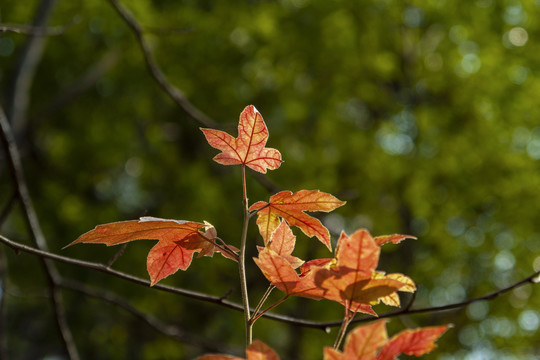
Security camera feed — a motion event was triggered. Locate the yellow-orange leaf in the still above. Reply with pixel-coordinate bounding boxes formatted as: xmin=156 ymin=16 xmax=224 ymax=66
xmin=314 ymin=230 xmax=411 ymax=315
xmin=249 ymin=190 xmax=345 ymax=250
xmin=200 ymin=105 xmax=282 ymax=174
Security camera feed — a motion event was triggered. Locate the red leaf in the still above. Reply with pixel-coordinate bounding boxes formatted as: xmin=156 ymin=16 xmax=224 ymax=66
xmin=200 ymin=105 xmax=282 ymax=174
xmin=323 ymin=320 xmax=448 ymax=360
xmin=67 ymin=217 xmax=235 ymax=285
xmin=249 ymin=190 xmax=345 ymax=250
xmin=376 ymin=325 xmax=449 ymax=360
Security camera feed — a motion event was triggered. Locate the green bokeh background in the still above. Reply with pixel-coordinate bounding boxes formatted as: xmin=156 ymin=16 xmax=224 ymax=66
xmin=1 ymin=0 xmax=540 ymax=358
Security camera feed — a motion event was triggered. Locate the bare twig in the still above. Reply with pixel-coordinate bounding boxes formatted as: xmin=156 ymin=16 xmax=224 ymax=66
xmin=0 ymin=249 xmax=8 ymax=359
xmin=59 ymin=278 xmax=241 ymax=355
xmin=1 ymin=233 xmax=538 ymax=332
xmin=106 ymin=243 xmax=128 ymax=268
xmin=0 ymin=18 xmax=78 ymax=36
xmin=0 ymin=190 xmax=17 ymax=228
xmin=106 ymin=0 xmax=217 ymax=128
xmin=0 ymin=107 xmax=80 ymax=359
xmin=6 ymin=0 xmax=57 ymax=139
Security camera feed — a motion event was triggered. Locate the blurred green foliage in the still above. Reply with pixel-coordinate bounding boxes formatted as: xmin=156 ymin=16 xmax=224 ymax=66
xmin=1 ymin=0 xmax=540 ymax=359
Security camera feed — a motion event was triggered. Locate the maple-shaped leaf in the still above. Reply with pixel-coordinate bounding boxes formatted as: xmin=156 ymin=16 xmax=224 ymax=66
xmin=373 ymin=272 xmax=416 ymax=307
xmin=373 ymin=234 xmax=416 ymax=246
xmin=314 ymin=230 xmax=413 ymax=315
xmin=196 ymin=340 xmax=279 ymax=360
xmin=376 ymin=324 xmax=449 ymax=359
xmin=323 ymin=320 xmax=387 ymax=360
xmin=253 ymin=247 xmax=325 ymax=299
xmin=200 ymin=105 xmax=282 ymax=174
xmin=261 ymin=220 xmax=304 ymax=269
xmin=67 ymin=217 xmax=236 ymax=286
xmin=323 ymin=320 xmax=448 ymax=360
xmin=249 ymin=190 xmax=346 ymax=250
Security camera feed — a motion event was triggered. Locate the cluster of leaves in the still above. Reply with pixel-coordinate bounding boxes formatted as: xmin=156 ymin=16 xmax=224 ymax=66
xmin=68 ymin=106 xmax=448 ymax=358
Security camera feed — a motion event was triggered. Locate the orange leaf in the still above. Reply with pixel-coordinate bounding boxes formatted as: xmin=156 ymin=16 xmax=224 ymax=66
xmin=253 ymin=248 xmax=325 ymax=299
xmin=314 ymin=230 xmax=412 ymax=315
xmin=246 ymin=340 xmax=280 ymax=360
xmin=249 ymin=190 xmax=345 ymax=250
xmin=323 ymin=320 xmax=448 ymax=360
xmin=376 ymin=325 xmax=449 ymax=359
xmin=265 ymin=221 xmax=304 ymax=269
xmin=373 ymin=234 xmax=416 ymax=246
xmin=342 ymin=320 xmax=388 ymax=360
xmin=196 ymin=340 xmax=279 ymax=360
xmin=200 ymin=105 xmax=282 ymax=174
xmin=67 ymin=217 xmax=235 ymax=286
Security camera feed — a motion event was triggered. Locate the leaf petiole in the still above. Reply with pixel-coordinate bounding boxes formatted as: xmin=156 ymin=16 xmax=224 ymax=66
xmin=249 ymin=294 xmax=289 ymax=325
xmin=250 ymin=285 xmax=275 ymax=322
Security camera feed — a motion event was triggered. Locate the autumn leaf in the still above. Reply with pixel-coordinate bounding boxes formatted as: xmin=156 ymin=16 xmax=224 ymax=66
xmin=314 ymin=230 xmax=414 ymax=315
xmin=67 ymin=217 xmax=236 ymax=286
xmin=262 ymin=220 xmax=304 ymax=269
xmin=200 ymin=105 xmax=282 ymax=174
xmin=253 ymin=247 xmax=325 ymax=299
xmin=323 ymin=320 xmax=387 ymax=360
xmin=249 ymin=190 xmax=346 ymax=250
xmin=196 ymin=340 xmax=279 ymax=360
xmin=373 ymin=272 xmax=416 ymax=307
xmin=323 ymin=320 xmax=448 ymax=360
xmin=376 ymin=324 xmax=449 ymax=360
xmin=373 ymin=234 xmax=416 ymax=246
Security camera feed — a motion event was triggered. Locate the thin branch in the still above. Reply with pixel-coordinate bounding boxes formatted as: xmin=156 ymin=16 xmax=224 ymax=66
xmin=239 ymin=165 xmax=252 ymax=346
xmin=59 ymin=278 xmax=241 ymax=355
xmin=0 ymin=189 xmax=17 ymax=228
xmin=6 ymin=0 xmax=57 ymax=138
xmin=0 ymin=249 xmax=8 ymax=359
xmin=3 ymin=233 xmax=537 ymax=332
xmin=0 ymin=18 xmax=79 ymax=36
xmin=0 ymin=107 xmax=80 ymax=359
xmin=106 ymin=243 xmax=127 ymax=268
xmin=106 ymin=0 xmax=217 ymax=128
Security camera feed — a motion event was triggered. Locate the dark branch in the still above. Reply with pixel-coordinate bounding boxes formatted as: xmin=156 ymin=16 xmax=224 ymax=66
xmin=0 ymin=107 xmax=80 ymax=359
xmin=1 ymin=233 xmax=539 ymax=332
xmin=59 ymin=279 xmax=241 ymax=355
xmin=0 ymin=23 xmax=67 ymax=36
xmin=106 ymin=0 xmax=217 ymax=128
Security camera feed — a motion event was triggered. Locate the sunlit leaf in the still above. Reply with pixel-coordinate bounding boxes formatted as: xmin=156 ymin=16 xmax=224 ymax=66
xmin=249 ymin=190 xmax=345 ymax=250
xmin=67 ymin=217 xmax=236 ymax=285
xmin=200 ymin=105 xmax=282 ymax=173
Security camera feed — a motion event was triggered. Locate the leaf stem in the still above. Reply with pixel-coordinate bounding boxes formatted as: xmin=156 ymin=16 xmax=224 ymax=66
xmin=249 ymin=285 xmax=275 ymax=323
xmin=333 ymin=303 xmax=353 ymax=349
xmin=250 ymin=294 xmax=289 ymax=325
xmin=239 ymin=165 xmax=252 ymax=346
